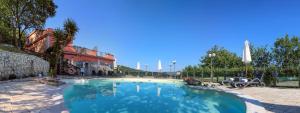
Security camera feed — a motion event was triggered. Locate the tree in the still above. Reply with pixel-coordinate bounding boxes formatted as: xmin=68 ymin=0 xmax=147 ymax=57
xmin=182 ymin=65 xmax=193 ymax=78
xmin=0 ymin=20 xmax=14 ymax=43
xmin=200 ymin=45 xmax=243 ymax=68
xmin=262 ymin=67 xmax=277 ymax=86
xmin=48 ymin=19 xmax=78 ymax=77
xmin=273 ymin=35 xmax=299 ymax=68
xmin=273 ymin=35 xmax=300 ymax=82
xmin=48 ymin=29 xmax=65 ymax=77
xmin=182 ymin=35 xmax=300 ymax=87
xmin=192 ymin=65 xmax=198 ymax=78
xmin=251 ymin=45 xmax=273 ymax=69
xmin=182 ymin=45 xmax=244 ymax=81
xmin=0 ymin=0 xmax=57 ymax=48
xmin=0 ymin=2 xmax=13 ymax=43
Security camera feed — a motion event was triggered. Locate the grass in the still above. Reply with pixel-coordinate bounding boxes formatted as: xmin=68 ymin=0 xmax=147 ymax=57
xmin=277 ymin=81 xmax=299 ymax=87
xmin=0 ymin=44 xmax=25 ymax=53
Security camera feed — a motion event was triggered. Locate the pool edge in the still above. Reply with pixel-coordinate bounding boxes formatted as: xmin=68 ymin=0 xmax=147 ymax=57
xmin=62 ymin=78 xmax=267 ymax=113
xmin=215 ymin=87 xmax=267 ymax=113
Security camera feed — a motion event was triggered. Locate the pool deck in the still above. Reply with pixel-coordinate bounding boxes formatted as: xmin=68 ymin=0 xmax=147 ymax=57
xmin=0 ymin=78 xmax=68 ymax=113
xmin=0 ymin=77 xmax=299 ymax=113
xmin=217 ymin=86 xmax=300 ymax=113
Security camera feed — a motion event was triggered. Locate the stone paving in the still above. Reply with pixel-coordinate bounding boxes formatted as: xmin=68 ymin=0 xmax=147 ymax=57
xmin=218 ymin=86 xmax=300 ymax=113
xmin=0 ymin=78 xmax=67 ymax=113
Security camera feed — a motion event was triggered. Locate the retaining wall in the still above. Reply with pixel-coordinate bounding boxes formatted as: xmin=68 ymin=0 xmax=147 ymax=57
xmin=0 ymin=51 xmax=49 ymax=80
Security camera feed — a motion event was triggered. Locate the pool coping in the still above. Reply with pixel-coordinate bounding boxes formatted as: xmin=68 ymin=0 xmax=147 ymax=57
xmin=189 ymin=85 xmax=267 ymax=113
xmin=39 ymin=82 xmax=70 ymax=113
xmin=217 ymin=88 xmax=266 ymax=113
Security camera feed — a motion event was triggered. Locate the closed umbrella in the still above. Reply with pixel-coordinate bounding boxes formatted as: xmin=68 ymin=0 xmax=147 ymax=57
xmin=158 ymin=60 xmax=162 ymax=72
xmin=242 ymin=40 xmax=252 ymax=77
xmin=158 ymin=60 xmax=162 ymax=77
xmin=136 ymin=62 xmax=140 ymax=77
xmin=136 ymin=62 xmax=141 ymax=70
xmin=113 ymin=58 xmax=117 ymax=70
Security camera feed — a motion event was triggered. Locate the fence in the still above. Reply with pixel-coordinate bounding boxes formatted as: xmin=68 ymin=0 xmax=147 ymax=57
xmin=181 ymin=67 xmax=300 ymax=87
xmin=276 ymin=76 xmax=299 ymax=87
xmin=116 ymin=67 xmax=300 ymax=87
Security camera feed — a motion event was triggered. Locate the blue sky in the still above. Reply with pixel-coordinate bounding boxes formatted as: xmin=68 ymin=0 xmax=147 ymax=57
xmin=46 ymin=0 xmax=300 ymax=71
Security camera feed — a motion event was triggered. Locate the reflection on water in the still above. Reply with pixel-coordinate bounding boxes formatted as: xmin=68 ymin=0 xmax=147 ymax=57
xmin=64 ymin=79 xmax=246 ymax=113
xmin=157 ymin=87 xmax=161 ymax=97
xmin=136 ymin=85 xmax=140 ymax=93
xmin=113 ymin=87 xmax=117 ymax=96
xmin=113 ymin=82 xmax=117 ymax=96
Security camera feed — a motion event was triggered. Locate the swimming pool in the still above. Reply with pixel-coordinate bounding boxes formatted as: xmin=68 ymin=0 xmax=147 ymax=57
xmin=63 ymin=79 xmax=246 ymax=113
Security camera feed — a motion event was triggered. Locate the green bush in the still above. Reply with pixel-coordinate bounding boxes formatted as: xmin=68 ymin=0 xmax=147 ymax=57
xmin=263 ymin=68 xmax=277 ymax=86
xmin=243 ymin=66 xmax=254 ymax=79
xmin=49 ymin=69 xmax=55 ymax=78
xmin=8 ymin=74 xmax=17 ymax=80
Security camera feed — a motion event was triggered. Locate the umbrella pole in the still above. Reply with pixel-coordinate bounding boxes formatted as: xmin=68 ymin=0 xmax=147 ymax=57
xmin=245 ymin=63 xmax=247 ymax=77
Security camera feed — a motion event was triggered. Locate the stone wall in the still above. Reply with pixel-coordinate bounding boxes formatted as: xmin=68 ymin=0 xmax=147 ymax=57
xmin=0 ymin=51 xmax=49 ymax=80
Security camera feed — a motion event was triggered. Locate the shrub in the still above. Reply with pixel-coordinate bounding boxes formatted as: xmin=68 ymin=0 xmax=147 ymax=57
xmin=8 ymin=74 xmax=17 ymax=80
xmin=29 ymin=74 xmax=35 ymax=77
xmin=246 ymin=66 xmax=254 ymax=79
xmin=263 ymin=68 xmax=277 ymax=86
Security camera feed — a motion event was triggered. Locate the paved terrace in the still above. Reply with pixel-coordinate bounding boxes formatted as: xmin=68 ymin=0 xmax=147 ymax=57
xmin=218 ymin=86 xmax=300 ymax=113
xmin=0 ymin=78 xmax=68 ymax=113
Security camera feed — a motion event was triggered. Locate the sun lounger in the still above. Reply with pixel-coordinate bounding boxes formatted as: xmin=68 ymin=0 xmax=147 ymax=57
xmin=230 ymin=77 xmax=265 ymax=88
xmin=244 ymin=78 xmax=265 ymax=87
xmin=221 ymin=78 xmax=234 ymax=85
xmin=230 ymin=77 xmax=247 ymax=88
xmin=184 ymin=77 xmax=202 ymax=86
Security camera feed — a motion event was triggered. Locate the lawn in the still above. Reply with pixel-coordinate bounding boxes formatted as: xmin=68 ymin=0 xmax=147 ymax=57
xmin=0 ymin=44 xmax=25 ymax=53
xmin=277 ymin=81 xmax=299 ymax=87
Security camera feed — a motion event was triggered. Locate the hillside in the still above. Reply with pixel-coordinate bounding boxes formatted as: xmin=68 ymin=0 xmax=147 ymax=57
xmin=118 ymin=65 xmax=142 ymax=72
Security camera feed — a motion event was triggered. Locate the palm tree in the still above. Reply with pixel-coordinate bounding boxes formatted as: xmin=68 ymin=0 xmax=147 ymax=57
xmin=63 ymin=18 xmax=79 ymax=42
xmin=48 ymin=18 xmax=78 ymax=78
xmin=48 ymin=29 xmax=64 ymax=77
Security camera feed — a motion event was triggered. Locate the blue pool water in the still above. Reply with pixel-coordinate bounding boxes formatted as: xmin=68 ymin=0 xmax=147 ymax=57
xmin=63 ymin=79 xmax=246 ymax=113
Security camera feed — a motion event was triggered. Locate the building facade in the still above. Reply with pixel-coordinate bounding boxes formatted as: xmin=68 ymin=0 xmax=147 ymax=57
xmin=25 ymin=28 xmax=115 ymax=75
